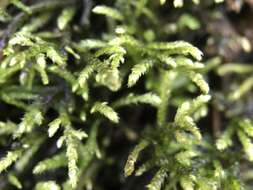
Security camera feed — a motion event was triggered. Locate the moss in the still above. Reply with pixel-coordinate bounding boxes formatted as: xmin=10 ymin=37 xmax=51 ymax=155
xmin=0 ymin=0 xmax=253 ymax=189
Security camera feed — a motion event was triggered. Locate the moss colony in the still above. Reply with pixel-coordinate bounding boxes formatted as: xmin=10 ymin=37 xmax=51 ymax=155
xmin=0 ymin=0 xmax=253 ymax=189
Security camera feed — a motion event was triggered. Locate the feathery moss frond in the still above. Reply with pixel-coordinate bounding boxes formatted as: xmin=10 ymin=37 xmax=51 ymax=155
xmin=33 ymin=153 xmax=67 ymax=174
xmin=174 ymin=95 xmax=211 ymax=140
xmin=57 ymin=7 xmax=75 ymax=30
xmin=188 ymin=71 xmax=209 ymax=94
xmin=91 ymin=102 xmax=119 ymax=123
xmin=124 ymin=139 xmax=149 ymax=177
xmin=146 ymin=167 xmax=167 ymax=190
xmin=95 ymin=45 xmax=126 ymax=58
xmin=92 ymin=5 xmax=124 ymax=21
xmin=113 ymin=92 xmax=161 ymax=108
xmin=128 ymin=59 xmax=154 ymax=87
xmin=65 ymin=129 xmax=79 ymax=188
xmin=148 ymin=41 xmax=203 ymax=61
xmin=8 ymin=32 xmax=34 ymax=47
xmin=0 ymin=150 xmax=22 ymax=173
xmin=35 ymin=181 xmax=60 ymax=190
xmin=135 ymin=159 xmax=156 ymax=176
xmin=237 ymin=130 xmax=253 ymax=161
xmin=15 ymin=107 xmax=43 ymax=137
xmin=46 ymin=46 xmax=66 ymax=66
xmin=35 ymin=54 xmax=49 ymax=85
xmin=76 ymin=58 xmax=101 ymax=89
xmin=175 ymin=57 xmax=204 ymax=70
xmin=216 ymin=126 xmax=234 ymax=150
xmin=8 ymin=174 xmax=22 ymax=189
xmin=48 ymin=118 xmax=62 ymax=137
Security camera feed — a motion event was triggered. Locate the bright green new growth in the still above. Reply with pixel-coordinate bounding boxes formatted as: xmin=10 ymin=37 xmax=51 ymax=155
xmin=35 ymin=181 xmax=61 ymax=190
xmin=33 ymin=153 xmax=67 ymax=174
xmin=92 ymin=5 xmax=124 ymax=21
xmin=0 ymin=150 xmax=21 ymax=173
xmin=146 ymin=167 xmax=167 ymax=190
xmin=128 ymin=59 xmax=154 ymax=87
xmin=65 ymin=129 xmax=79 ymax=188
xmin=113 ymin=92 xmax=161 ymax=108
xmin=91 ymin=102 xmax=119 ymax=123
xmin=8 ymin=173 xmax=22 ymax=189
xmin=124 ymin=139 xmax=149 ymax=177
xmin=175 ymin=95 xmax=211 ymax=140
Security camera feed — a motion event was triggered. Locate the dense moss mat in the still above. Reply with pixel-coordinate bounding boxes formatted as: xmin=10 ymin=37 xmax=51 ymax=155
xmin=0 ymin=0 xmax=253 ymax=189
